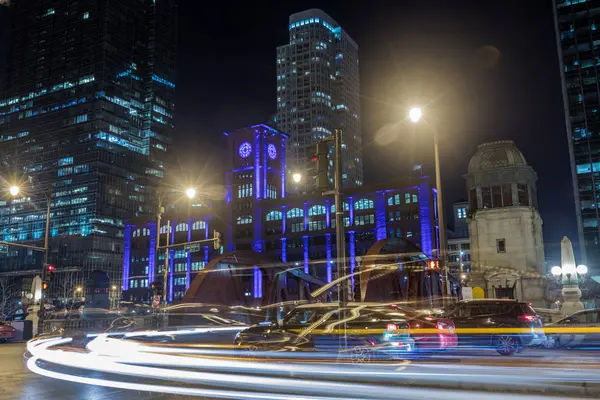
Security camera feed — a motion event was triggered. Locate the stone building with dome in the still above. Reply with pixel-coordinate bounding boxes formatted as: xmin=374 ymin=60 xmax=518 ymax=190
xmin=465 ymin=141 xmax=546 ymax=306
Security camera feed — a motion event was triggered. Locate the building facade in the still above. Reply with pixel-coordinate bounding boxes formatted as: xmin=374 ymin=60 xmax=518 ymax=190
xmin=447 ymin=201 xmax=471 ymax=275
xmin=0 ymin=0 xmax=177 ymax=288
xmin=554 ymin=0 xmax=600 ymax=269
xmin=465 ymin=141 xmax=546 ymax=306
xmin=123 ymin=124 xmax=440 ymax=303
xmin=276 ymin=9 xmax=362 ymax=190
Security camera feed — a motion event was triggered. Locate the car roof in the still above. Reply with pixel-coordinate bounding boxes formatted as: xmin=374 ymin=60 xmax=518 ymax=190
xmin=456 ymin=299 xmax=524 ymax=304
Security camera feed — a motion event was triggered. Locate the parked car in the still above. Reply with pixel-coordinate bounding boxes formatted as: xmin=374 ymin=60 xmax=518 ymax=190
xmin=545 ymin=309 xmax=600 ymax=348
xmin=441 ymin=299 xmax=545 ymax=355
xmin=0 ymin=321 xmax=16 ymax=343
xmin=234 ymin=302 xmax=448 ymax=362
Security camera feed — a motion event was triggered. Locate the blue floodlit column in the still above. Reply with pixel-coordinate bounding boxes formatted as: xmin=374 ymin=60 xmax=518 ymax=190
xmin=122 ymin=225 xmax=131 ymax=290
xmin=186 ymin=218 xmax=192 ymax=290
xmin=303 ymin=236 xmax=309 ymax=274
xmin=148 ymin=222 xmax=156 ymax=284
xmin=326 ymin=234 xmax=332 ymax=282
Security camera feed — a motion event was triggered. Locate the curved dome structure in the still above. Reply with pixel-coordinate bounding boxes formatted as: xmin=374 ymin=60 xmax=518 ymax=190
xmin=468 ymin=141 xmax=527 ymax=174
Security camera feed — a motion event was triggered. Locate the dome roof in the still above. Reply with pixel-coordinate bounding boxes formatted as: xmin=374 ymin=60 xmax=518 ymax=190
xmin=468 ymin=140 xmax=527 ymax=173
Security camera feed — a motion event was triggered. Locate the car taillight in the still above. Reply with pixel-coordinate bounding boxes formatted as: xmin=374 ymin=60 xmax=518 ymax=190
xmin=519 ymin=314 xmax=537 ymax=322
xmin=386 ymin=323 xmax=398 ymax=332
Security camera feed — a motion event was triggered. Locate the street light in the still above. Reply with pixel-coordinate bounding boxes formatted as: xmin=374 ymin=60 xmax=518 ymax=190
xmin=9 ymin=185 xmax=19 ymax=196
xmin=76 ymin=287 xmax=82 ymax=293
xmin=408 ymin=107 xmax=423 ymax=123
xmin=408 ymin=106 xmax=450 ymax=303
xmin=292 ymin=172 xmax=302 ymax=183
xmin=185 ymin=187 xmax=196 ymax=199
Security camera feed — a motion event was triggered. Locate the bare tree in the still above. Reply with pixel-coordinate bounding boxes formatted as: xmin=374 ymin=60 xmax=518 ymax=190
xmin=54 ymin=270 xmax=82 ymax=315
xmin=0 ymin=277 xmax=15 ymax=321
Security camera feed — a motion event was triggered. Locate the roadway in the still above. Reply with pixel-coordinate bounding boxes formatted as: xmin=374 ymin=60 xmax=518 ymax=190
xmin=3 ymin=339 xmax=600 ymax=399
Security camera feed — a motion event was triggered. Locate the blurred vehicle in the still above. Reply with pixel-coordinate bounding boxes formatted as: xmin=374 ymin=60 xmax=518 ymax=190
xmin=441 ymin=299 xmax=545 ymax=355
xmin=0 ymin=321 xmax=16 ymax=343
xmin=234 ymin=303 xmax=417 ymax=363
xmin=545 ymin=309 xmax=600 ymax=348
xmin=392 ymin=305 xmax=457 ymax=351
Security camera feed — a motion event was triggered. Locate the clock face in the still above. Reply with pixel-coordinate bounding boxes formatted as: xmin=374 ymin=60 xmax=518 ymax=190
xmin=268 ymin=143 xmax=277 ymax=160
xmin=238 ymin=142 xmax=252 ymax=158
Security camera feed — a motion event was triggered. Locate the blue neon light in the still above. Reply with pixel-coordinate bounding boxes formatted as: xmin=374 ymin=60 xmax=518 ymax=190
xmin=349 ymin=231 xmax=356 ymax=291
xmin=326 ymin=234 xmax=332 ymax=283
xmin=375 ymin=192 xmax=386 ymax=240
xmin=123 ymin=225 xmax=131 ymax=290
xmin=148 ymin=223 xmax=156 ymax=283
xmin=253 ymin=266 xmax=263 ymax=299
xmin=169 ymin=221 xmax=176 ymax=302
xmin=281 ymin=238 xmax=287 ymax=262
xmin=186 ymin=217 xmax=192 ymax=290
xmin=255 ymin=134 xmax=261 ymax=199
xmin=303 ymin=236 xmax=309 ymax=274
xmin=281 ymin=139 xmax=286 ymax=198
xmin=418 ymin=182 xmax=433 ymax=257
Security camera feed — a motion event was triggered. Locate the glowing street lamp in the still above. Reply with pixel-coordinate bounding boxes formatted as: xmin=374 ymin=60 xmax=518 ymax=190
xmin=185 ymin=187 xmax=196 ymax=199
xmin=75 ymin=287 xmax=82 ymax=293
xmin=9 ymin=185 xmax=20 ymax=196
xmin=408 ymin=107 xmax=423 ymax=123
xmin=292 ymin=172 xmax=302 ymax=183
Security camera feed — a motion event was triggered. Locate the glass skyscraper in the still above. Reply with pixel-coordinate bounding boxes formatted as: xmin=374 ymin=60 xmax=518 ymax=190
xmin=554 ymin=0 xmax=600 ymax=268
xmin=0 ymin=0 xmax=177 ymax=287
xmin=276 ymin=9 xmax=363 ymax=189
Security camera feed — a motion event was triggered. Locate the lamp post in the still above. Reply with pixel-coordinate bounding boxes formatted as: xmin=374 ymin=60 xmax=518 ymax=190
xmin=4 ymin=182 xmax=52 ymax=334
xmin=553 ymin=236 xmax=586 ymax=315
xmin=409 ymin=107 xmax=450 ymax=304
xmin=155 ymin=187 xmax=197 ymax=306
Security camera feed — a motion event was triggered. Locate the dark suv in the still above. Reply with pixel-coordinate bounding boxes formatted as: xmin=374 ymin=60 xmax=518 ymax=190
xmin=442 ymin=299 xmax=545 ymax=355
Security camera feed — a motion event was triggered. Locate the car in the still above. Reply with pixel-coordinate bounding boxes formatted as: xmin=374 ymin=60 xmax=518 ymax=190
xmin=0 ymin=321 xmax=16 ymax=343
xmin=441 ymin=299 xmax=545 ymax=355
xmin=545 ymin=309 xmax=600 ymax=348
xmin=234 ymin=303 xmax=430 ymax=363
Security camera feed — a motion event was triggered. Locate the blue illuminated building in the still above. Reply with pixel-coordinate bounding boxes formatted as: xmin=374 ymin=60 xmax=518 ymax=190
xmin=0 ymin=0 xmax=177 ymax=288
xmin=124 ymin=124 xmax=439 ymax=303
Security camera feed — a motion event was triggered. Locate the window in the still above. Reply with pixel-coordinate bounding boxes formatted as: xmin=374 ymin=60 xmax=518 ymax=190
xmin=308 ymin=205 xmax=326 ymax=216
xmin=237 ymin=215 xmax=252 ymax=224
xmin=405 ymin=193 xmax=411 ymax=203
xmin=174 ymin=277 xmax=187 ymax=286
xmin=481 ymin=187 xmax=492 ymax=209
xmin=412 ymin=194 xmax=418 ymax=203
xmin=174 ymin=263 xmax=186 ymax=272
xmin=287 ymin=207 xmax=304 ymax=219
xmin=497 ymin=239 xmax=506 ymax=253
xmin=191 ymin=261 xmax=206 ymax=271
xmin=58 ymin=157 xmax=73 ymax=166
xmin=491 ymin=185 xmax=502 ymax=208
xmin=354 ymin=214 xmax=375 ymax=226
xmin=308 ymin=220 xmax=326 ymax=231
xmin=175 ymin=223 xmax=188 ymax=232
xmin=502 ymin=184 xmax=512 ymax=207
xmin=82 ymin=12 xmax=89 ymax=19
xmin=448 ymin=244 xmax=459 ymax=252
xmin=457 ymin=208 xmax=466 ymax=219
xmin=354 ymin=198 xmax=374 ymax=210
xmin=238 ymin=183 xmax=253 ymax=198
xmin=330 ymin=202 xmax=349 ymax=213
xmin=58 ymin=167 xmax=73 ymax=176
xmin=517 ymin=184 xmax=529 ymax=206
xmin=192 ymin=221 xmax=206 ymax=230
xmin=290 ymin=222 xmax=304 ymax=232
xmin=266 ymin=210 xmax=283 ymax=221
xmin=331 ymin=217 xmax=350 ymax=228
xmin=174 ymin=250 xmax=186 ymax=259
xmin=469 ymin=188 xmax=477 ymax=212
xmin=160 ymin=225 xmax=169 ymax=234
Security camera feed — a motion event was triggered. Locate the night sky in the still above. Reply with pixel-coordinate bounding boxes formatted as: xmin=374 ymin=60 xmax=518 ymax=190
xmin=0 ymin=1 xmax=578 ymax=264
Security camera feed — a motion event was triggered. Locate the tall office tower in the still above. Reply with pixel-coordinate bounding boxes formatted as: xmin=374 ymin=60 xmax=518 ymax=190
xmin=0 ymin=0 xmax=177 ymax=287
xmin=554 ymin=0 xmax=600 ymax=268
xmin=276 ymin=9 xmax=362 ymax=190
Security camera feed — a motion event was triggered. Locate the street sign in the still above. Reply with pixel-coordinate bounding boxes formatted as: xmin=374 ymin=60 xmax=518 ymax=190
xmin=461 ymin=287 xmax=473 ymax=300
xmin=0 ymin=244 xmax=8 ymax=254
xmin=184 ymin=243 xmax=201 ymax=253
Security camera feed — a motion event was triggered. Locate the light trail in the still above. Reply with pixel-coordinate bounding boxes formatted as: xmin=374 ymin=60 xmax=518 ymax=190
xmin=26 ymin=330 xmax=600 ymax=399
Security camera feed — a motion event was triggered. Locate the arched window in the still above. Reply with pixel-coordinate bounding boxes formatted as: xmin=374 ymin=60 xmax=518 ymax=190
xmin=159 ymin=225 xmax=169 ymax=234
xmin=266 ymin=210 xmax=283 ymax=221
xmin=133 ymin=229 xmax=140 ymax=237
xmin=405 ymin=193 xmax=411 ymax=203
xmin=142 ymin=228 xmax=149 ymax=236
xmin=330 ymin=202 xmax=349 ymax=213
xmin=175 ymin=223 xmax=188 ymax=232
xmin=354 ymin=198 xmax=374 ymax=210
xmin=308 ymin=205 xmax=326 ymax=216
xmin=412 ymin=193 xmax=418 ymax=203
xmin=192 ymin=221 xmax=206 ymax=230
xmin=287 ymin=207 xmax=303 ymax=219
xmin=237 ymin=215 xmax=253 ymax=224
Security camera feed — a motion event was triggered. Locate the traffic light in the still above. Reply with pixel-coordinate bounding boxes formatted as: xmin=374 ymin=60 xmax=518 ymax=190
xmin=46 ymin=264 xmax=55 ymax=282
xmin=41 ymin=281 xmax=49 ymax=290
xmin=314 ymin=141 xmax=329 ymax=190
xmin=213 ymin=230 xmax=222 ymax=250
xmin=429 ymin=260 xmax=439 ymax=270
xmin=150 ymin=281 xmax=163 ymax=296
